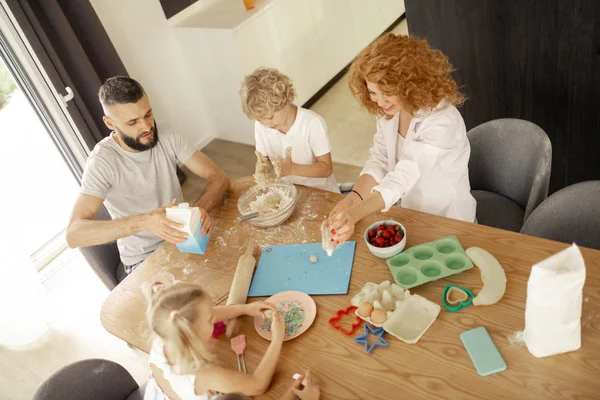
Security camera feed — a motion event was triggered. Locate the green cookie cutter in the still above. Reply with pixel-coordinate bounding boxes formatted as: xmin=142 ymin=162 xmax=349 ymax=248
xmin=442 ymin=285 xmax=475 ymax=312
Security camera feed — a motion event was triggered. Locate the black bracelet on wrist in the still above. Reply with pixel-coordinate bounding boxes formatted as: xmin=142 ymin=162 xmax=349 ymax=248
xmin=350 ymin=189 xmax=363 ymax=201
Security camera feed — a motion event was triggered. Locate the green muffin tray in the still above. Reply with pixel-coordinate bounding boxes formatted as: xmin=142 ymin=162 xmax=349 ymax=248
xmin=386 ymin=235 xmax=473 ymax=289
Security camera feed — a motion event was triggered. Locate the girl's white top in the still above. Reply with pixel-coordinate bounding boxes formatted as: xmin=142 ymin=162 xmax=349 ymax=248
xmin=361 ymin=101 xmax=476 ymax=222
xmin=148 ymin=337 xmax=221 ymax=400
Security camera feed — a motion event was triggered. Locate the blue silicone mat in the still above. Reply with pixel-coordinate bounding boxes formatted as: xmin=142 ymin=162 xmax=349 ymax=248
xmin=248 ymin=241 xmax=357 ymax=297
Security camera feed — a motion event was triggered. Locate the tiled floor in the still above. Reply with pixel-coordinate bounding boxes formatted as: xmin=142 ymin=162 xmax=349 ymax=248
xmin=0 ymin=249 xmax=150 ymax=400
xmin=0 ymin=18 xmax=409 ymax=400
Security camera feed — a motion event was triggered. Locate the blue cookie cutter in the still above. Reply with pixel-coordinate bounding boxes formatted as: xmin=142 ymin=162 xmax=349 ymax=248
xmin=443 ymin=285 xmax=475 ymax=312
xmin=354 ymin=324 xmax=388 ymax=354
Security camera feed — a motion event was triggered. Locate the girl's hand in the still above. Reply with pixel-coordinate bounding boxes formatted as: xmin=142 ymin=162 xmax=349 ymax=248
xmin=291 ymin=371 xmax=320 ymax=400
xmin=270 ymin=310 xmax=285 ymax=343
xmin=244 ymin=301 xmax=277 ymax=318
xmin=328 ymin=211 xmax=357 ymax=244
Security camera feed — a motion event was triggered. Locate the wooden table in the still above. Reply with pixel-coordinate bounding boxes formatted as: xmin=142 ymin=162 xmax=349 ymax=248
xmin=101 ymin=177 xmax=600 ymax=399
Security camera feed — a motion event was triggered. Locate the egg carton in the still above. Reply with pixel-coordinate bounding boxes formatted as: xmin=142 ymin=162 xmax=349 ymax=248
xmin=351 ymin=281 xmax=406 ymax=327
xmin=386 ymin=235 xmax=473 ymax=290
xmin=351 ymin=281 xmax=441 ymax=344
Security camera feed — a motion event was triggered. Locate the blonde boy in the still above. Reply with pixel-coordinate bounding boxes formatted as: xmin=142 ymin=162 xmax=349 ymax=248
xmin=239 ymin=68 xmax=339 ymax=193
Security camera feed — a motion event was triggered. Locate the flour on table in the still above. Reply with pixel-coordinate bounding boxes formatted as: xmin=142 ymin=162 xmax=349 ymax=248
xmin=246 ymin=188 xmax=292 ymax=216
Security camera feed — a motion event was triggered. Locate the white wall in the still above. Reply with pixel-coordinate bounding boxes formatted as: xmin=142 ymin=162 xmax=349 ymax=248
xmin=175 ymin=0 xmax=406 ymax=145
xmin=90 ymin=0 xmax=405 ymax=148
xmin=89 ymin=0 xmax=215 ymax=149
xmin=173 ymin=28 xmax=256 ymax=146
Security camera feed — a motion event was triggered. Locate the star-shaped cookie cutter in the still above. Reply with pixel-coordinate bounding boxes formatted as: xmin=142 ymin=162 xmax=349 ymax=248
xmin=354 ymin=324 xmax=388 ymax=354
xmin=328 ymin=305 xmax=362 ymax=335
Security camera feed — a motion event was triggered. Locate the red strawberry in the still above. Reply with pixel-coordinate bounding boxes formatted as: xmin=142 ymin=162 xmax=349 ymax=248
xmin=368 ymin=228 xmax=376 ymax=238
xmin=375 ymin=236 xmax=385 ymax=247
xmin=378 ymin=224 xmax=386 ymax=231
xmin=381 ymin=230 xmax=391 ymax=239
xmin=394 ymin=233 xmax=403 ymax=242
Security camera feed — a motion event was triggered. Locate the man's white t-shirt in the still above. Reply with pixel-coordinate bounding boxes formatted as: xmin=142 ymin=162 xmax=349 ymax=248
xmin=80 ymin=122 xmax=196 ymax=266
xmin=254 ymin=106 xmax=339 ymax=193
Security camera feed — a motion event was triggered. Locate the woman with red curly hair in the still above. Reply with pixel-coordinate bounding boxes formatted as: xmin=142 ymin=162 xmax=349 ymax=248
xmin=325 ymin=33 xmax=476 ymax=242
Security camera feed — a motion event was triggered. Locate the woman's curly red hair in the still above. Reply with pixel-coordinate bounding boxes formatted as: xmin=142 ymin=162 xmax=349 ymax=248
xmin=349 ymin=33 xmax=464 ymax=118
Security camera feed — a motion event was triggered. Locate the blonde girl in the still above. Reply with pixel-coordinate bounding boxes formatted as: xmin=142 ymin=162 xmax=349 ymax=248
xmin=143 ymin=274 xmax=284 ymax=400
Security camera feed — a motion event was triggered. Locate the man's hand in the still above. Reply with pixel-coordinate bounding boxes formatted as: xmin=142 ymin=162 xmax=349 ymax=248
xmin=198 ymin=207 xmax=212 ymax=235
xmin=142 ymin=199 xmax=188 ymax=244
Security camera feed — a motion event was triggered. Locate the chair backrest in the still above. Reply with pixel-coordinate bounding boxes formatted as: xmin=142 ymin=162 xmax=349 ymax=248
xmin=33 ymin=359 xmax=140 ymax=400
xmin=521 ymin=181 xmax=600 ymax=250
xmin=79 ymin=205 xmax=121 ymax=290
xmin=468 ymin=118 xmax=552 ymax=219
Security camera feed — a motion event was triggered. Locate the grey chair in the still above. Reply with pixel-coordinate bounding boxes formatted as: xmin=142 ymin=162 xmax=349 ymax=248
xmin=79 ymin=206 xmax=127 ymax=290
xmin=468 ymin=118 xmax=552 ymax=232
xmin=521 ymin=181 xmax=600 ymax=250
xmin=338 ymin=182 xmax=355 ymax=195
xmin=33 ymin=359 xmax=145 ymax=400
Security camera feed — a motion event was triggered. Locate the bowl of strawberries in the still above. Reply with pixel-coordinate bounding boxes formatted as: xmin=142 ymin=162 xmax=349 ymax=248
xmin=364 ymin=220 xmax=407 ymax=259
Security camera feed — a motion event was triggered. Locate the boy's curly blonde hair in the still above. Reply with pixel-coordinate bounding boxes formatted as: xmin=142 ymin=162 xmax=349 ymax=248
xmin=239 ymin=67 xmax=296 ymax=120
xmin=349 ymin=33 xmax=464 ymax=118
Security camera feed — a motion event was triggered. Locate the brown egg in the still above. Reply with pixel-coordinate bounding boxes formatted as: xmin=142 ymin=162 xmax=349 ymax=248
xmin=371 ymin=308 xmax=387 ymax=324
xmin=357 ymin=302 xmax=374 ymax=318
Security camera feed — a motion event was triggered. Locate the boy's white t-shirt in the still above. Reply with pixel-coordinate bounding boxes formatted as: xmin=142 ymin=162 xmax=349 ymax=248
xmin=254 ymin=106 xmax=339 ymax=193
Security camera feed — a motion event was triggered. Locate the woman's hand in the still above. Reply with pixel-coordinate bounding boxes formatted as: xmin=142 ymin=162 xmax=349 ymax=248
xmin=244 ymin=301 xmax=277 ymax=318
xmin=329 ymin=193 xmax=361 ymax=217
xmin=325 ymin=210 xmax=358 ymax=244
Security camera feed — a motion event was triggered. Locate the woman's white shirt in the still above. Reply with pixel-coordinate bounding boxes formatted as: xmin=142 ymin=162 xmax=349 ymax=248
xmin=360 ymin=102 xmax=476 ymax=222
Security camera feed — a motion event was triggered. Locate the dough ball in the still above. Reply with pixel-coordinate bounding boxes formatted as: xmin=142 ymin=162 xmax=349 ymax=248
xmin=357 ymin=302 xmax=374 ymax=318
xmin=371 ymin=308 xmax=387 ymax=324
xmin=309 ymin=255 xmax=318 ymax=263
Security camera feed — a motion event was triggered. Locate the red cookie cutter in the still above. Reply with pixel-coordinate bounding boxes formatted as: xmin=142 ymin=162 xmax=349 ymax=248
xmin=212 ymin=321 xmax=226 ymax=338
xmin=328 ymin=306 xmax=362 ymax=336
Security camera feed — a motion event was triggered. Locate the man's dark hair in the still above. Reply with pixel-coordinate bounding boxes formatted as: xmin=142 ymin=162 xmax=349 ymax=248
xmin=99 ymin=76 xmax=145 ymax=107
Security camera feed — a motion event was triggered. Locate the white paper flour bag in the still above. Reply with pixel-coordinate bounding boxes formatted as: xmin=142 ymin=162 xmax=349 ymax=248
xmin=523 ymin=244 xmax=586 ymax=358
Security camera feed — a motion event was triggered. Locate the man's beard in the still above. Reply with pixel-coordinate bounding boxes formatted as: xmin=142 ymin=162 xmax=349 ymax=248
xmin=117 ymin=122 xmax=159 ymax=151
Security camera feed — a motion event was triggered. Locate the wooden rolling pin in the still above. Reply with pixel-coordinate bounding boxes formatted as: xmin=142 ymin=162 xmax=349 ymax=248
xmin=225 ymin=238 xmax=256 ymax=337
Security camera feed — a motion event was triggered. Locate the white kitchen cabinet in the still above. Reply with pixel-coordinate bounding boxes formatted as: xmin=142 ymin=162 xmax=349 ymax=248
xmin=170 ymin=0 xmax=405 ymax=145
